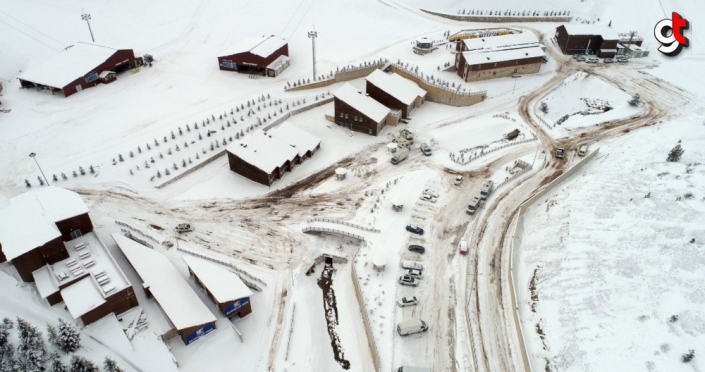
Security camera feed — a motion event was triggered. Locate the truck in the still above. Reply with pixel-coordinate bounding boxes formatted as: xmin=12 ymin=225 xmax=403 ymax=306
xmin=466 ymin=196 xmax=481 ymax=215
xmin=480 ymin=180 xmax=494 ymax=200
xmin=391 ymin=147 xmax=410 ymax=165
xmin=555 ymin=148 xmax=565 ymax=158
xmin=397 ymin=318 xmax=428 ymax=336
xmin=578 ymin=144 xmax=588 ymax=157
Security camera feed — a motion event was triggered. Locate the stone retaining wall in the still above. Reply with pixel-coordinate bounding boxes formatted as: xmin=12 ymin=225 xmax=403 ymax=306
xmin=421 ymin=9 xmax=572 ymax=23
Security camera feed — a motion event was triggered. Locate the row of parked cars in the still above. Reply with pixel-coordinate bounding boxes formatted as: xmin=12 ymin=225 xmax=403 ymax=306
xmin=573 ymin=54 xmax=628 ymax=64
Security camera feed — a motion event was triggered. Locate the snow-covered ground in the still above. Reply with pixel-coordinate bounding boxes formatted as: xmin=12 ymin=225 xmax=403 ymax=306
xmin=516 ymin=115 xmax=705 ymax=372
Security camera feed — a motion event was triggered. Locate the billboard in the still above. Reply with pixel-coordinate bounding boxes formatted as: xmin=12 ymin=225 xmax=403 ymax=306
xmin=224 ymin=297 xmax=250 ymax=316
xmin=184 ymin=322 xmax=216 ymax=345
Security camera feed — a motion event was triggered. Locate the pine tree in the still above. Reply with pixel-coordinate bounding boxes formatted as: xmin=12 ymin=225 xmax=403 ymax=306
xmin=48 ymin=353 xmax=68 ymax=372
xmin=69 ymin=355 xmax=99 ymax=372
xmin=667 ymin=144 xmax=684 ymax=162
xmin=47 ymin=324 xmax=59 ymax=348
xmin=57 ymin=320 xmax=80 ymax=354
xmin=16 ymin=317 xmax=47 ymax=371
xmin=102 ymin=358 xmax=124 ymax=372
xmin=628 ymin=93 xmax=641 ymax=106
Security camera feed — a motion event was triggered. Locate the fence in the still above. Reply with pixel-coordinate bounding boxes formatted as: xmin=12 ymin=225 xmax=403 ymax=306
xmin=306 ymin=218 xmax=380 ymax=233
xmin=284 ymin=59 xmax=388 ymax=92
xmin=495 ymin=164 xmax=534 ymax=190
xmin=262 ymin=97 xmax=333 ymax=131
xmin=421 ymin=9 xmax=572 ymax=23
xmin=507 ymin=147 xmax=600 ymax=372
xmin=176 ymin=247 xmax=266 ymax=291
xmin=388 ymin=64 xmax=487 ymax=107
xmin=493 ymin=113 xmax=516 ymax=122
xmin=115 ymin=220 xmax=159 ymax=245
xmin=451 ymin=135 xmax=538 ymax=165
xmin=350 ymin=247 xmax=381 ymax=371
xmin=301 ymin=227 xmax=366 ymax=241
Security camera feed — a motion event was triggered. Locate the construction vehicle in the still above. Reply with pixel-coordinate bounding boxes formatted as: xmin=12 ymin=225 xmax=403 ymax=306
xmin=555 ymin=148 xmax=565 ymax=159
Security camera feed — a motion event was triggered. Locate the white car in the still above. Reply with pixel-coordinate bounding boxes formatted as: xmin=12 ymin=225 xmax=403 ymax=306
xmin=399 ymin=275 xmax=418 ymax=287
xmin=401 ymin=261 xmax=424 ymax=271
xmin=398 ymin=296 xmax=418 ymax=307
xmin=419 ymin=194 xmax=437 ymax=203
xmin=406 ymin=269 xmax=423 ymax=279
xmin=454 ymin=176 xmax=464 ymax=186
xmin=586 ymin=57 xmax=599 ymax=63
xmin=423 ymin=189 xmax=439 ymax=198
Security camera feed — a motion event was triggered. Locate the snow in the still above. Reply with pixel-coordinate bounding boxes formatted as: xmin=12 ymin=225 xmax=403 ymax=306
xmin=222 ymin=35 xmax=287 ymax=59
xmin=266 ymin=55 xmax=289 ymax=70
xmin=365 ymin=69 xmax=426 ymax=106
xmin=225 ymin=130 xmax=300 ymax=174
xmin=32 ymin=265 xmax=59 ymax=298
xmin=461 ymin=31 xmax=539 ymax=52
xmin=12 ymin=186 xmax=89 ymax=222
xmin=112 ymin=233 xmax=216 ymax=331
xmin=517 ymin=116 xmax=705 ymax=371
xmin=61 ymin=276 xmax=107 ymax=319
xmin=462 ymin=45 xmax=545 ymax=66
xmin=17 ymin=42 xmax=121 ymax=89
xmin=181 ymin=256 xmax=253 ymax=304
xmin=561 ymin=24 xmax=621 ymax=40
xmin=266 ymin=121 xmax=321 ymax=158
xmin=333 ymin=83 xmax=390 ymax=123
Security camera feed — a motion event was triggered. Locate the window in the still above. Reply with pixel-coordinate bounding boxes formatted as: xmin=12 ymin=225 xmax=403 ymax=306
xmin=344 ymin=113 xmax=348 ymax=119
xmin=70 ymin=230 xmax=82 ymax=240
xmin=84 ymin=72 xmax=98 ymax=83
xmin=368 ymin=129 xmax=373 ymax=134
xmin=339 ymin=112 xmax=344 ymax=118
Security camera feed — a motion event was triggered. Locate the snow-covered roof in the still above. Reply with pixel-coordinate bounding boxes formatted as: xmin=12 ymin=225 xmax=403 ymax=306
xmin=12 ymin=186 xmax=89 ymax=222
xmin=226 ymin=130 xmax=300 ymax=174
xmin=182 ymin=256 xmax=253 ymax=304
xmin=266 ymin=122 xmax=321 ymax=157
xmin=18 ymin=43 xmax=121 ymax=89
xmin=333 ymin=83 xmax=390 ymax=123
xmin=462 ymin=32 xmax=539 ymax=52
xmin=366 ymin=70 xmax=426 ymax=106
xmin=112 ymin=234 xmax=216 ymax=330
xmin=463 ymin=45 xmax=545 ymax=66
xmin=561 ymin=25 xmax=620 ymax=40
xmin=266 ymin=55 xmax=289 ymax=70
xmin=627 ymin=44 xmax=642 ymax=51
xmin=61 ymin=277 xmax=106 ymax=319
xmin=224 ymin=35 xmax=287 ymax=58
xmin=0 ymin=187 xmax=88 ymax=262
xmin=33 ymin=266 xmax=59 ymax=298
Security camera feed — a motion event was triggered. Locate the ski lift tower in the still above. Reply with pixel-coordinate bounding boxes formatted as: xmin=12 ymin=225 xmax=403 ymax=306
xmin=308 ymin=27 xmax=318 ymax=80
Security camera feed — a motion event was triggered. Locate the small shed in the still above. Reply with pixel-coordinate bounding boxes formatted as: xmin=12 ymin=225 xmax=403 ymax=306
xmin=335 ymin=168 xmax=347 ymax=180
xmin=391 ymin=198 xmax=404 ymax=212
xmin=99 ymin=71 xmax=116 ymax=84
xmin=506 ymin=129 xmax=520 ymax=140
xmin=387 ymin=142 xmax=398 ymax=153
xmin=372 ymin=254 xmax=387 ymax=271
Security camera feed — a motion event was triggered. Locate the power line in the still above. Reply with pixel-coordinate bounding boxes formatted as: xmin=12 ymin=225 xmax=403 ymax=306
xmin=279 ymin=0 xmax=307 ymax=37
xmin=288 ymin=0 xmax=316 ymax=39
xmin=0 ymin=11 xmax=67 ymax=48
xmin=0 ymin=18 xmax=61 ymax=51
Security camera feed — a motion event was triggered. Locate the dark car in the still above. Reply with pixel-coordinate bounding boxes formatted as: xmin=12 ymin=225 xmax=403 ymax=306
xmin=408 ymin=244 xmax=425 ymax=254
xmin=406 ymin=225 xmax=424 ymax=235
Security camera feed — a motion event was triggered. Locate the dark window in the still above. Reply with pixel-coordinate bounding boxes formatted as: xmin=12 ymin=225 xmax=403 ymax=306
xmin=70 ymin=230 xmax=82 ymax=240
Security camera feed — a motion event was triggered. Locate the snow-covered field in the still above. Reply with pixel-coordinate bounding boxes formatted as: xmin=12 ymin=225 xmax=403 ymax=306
xmin=516 ymin=115 xmax=705 ymax=371
xmin=536 ymin=71 xmax=644 ymax=133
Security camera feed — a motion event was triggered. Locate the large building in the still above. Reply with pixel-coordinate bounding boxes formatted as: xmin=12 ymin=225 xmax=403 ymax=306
xmin=554 ymin=25 xmax=643 ymax=57
xmin=0 ymin=187 xmax=138 ymax=326
xmin=113 ymin=234 xmax=217 ymax=345
xmin=365 ymin=70 xmax=426 ymax=119
xmin=218 ymin=35 xmax=290 ymax=77
xmin=18 ymin=42 xmax=142 ymax=97
xmin=333 ymin=83 xmax=398 ymax=136
xmin=183 ymin=256 xmax=253 ymax=318
xmin=226 ymin=122 xmax=321 ymax=186
xmin=455 ymin=32 xmax=544 ymax=82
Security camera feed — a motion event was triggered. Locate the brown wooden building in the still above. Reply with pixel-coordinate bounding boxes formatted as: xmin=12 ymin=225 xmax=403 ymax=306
xmin=554 ymin=25 xmax=640 ymax=57
xmin=18 ymin=42 xmax=142 ymax=97
xmin=218 ymin=35 xmax=289 ymax=76
xmin=456 ymin=45 xmax=545 ymax=82
xmin=183 ymin=256 xmax=254 ymax=318
xmin=365 ymin=70 xmax=426 ymax=119
xmin=333 ymin=83 xmax=393 ymax=136
xmin=226 ymin=122 xmax=320 ymax=186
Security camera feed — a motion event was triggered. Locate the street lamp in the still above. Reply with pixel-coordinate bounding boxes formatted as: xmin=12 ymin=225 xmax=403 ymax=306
xmin=29 ymin=153 xmax=50 ymax=186
xmin=308 ymin=27 xmax=318 ymax=80
xmin=81 ymin=12 xmax=95 ymax=42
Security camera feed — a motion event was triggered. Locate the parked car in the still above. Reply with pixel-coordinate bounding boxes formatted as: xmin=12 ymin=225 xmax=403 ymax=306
xmin=575 ymin=56 xmax=586 ymax=62
xmin=406 ymin=269 xmax=423 ymax=279
xmin=423 ymin=189 xmax=439 ymax=198
xmin=408 ymin=244 xmax=425 ymax=254
xmin=397 ymin=296 xmax=418 ymax=307
xmin=604 ymin=58 xmax=614 ymax=63
xmin=586 ymin=57 xmax=599 ymax=63
xmin=419 ymin=194 xmax=437 ymax=203
xmin=454 ymin=175 xmax=464 ymax=186
xmin=572 ymin=54 xmax=581 ymax=59
xmin=401 ymin=261 xmax=424 ymax=270
xmin=459 ymin=240 xmax=468 ymax=255
xmin=175 ymin=223 xmax=193 ymax=233
xmin=397 ymin=318 xmax=428 ymax=336
xmin=420 ymin=143 xmax=432 ymax=156
xmin=399 ymin=275 xmax=418 ymax=287
xmin=406 ymin=225 xmax=424 ymax=235
xmin=617 ymin=57 xmax=629 ymax=63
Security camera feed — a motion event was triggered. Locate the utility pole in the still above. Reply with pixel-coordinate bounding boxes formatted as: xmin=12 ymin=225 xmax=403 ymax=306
xmin=81 ymin=11 xmax=95 ymax=42
xmin=308 ymin=26 xmax=318 ymax=81
xmin=29 ymin=153 xmax=49 ymax=186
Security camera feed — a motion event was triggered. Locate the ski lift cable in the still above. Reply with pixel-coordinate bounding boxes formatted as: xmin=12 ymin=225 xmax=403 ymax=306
xmin=0 ymin=11 xmax=67 ymax=48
